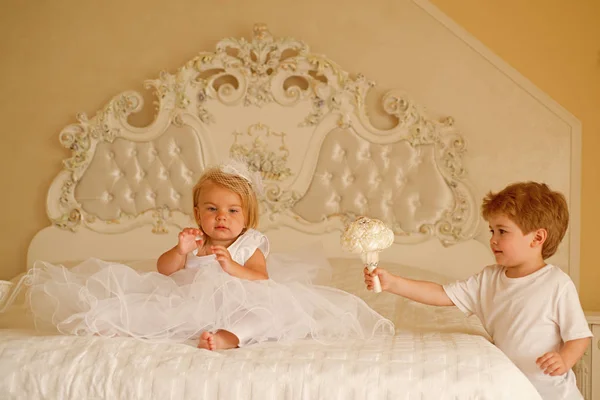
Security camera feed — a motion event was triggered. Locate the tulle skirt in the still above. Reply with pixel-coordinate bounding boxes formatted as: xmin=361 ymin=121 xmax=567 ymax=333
xmin=25 ymin=255 xmax=394 ymax=346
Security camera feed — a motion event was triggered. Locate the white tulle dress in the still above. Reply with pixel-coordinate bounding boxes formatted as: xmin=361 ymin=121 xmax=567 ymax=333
xmin=25 ymin=229 xmax=394 ymax=346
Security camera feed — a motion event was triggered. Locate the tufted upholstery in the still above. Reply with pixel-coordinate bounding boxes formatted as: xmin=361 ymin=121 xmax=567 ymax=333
xmin=294 ymin=129 xmax=453 ymax=234
xmin=76 ymin=126 xmax=203 ymax=220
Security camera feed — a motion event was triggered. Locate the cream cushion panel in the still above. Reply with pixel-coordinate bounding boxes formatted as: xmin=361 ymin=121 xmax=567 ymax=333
xmin=77 ymin=126 xmax=203 ymax=221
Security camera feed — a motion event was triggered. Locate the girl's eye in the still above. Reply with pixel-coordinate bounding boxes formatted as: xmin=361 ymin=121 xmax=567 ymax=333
xmin=499 ymin=229 xmax=506 ymax=234
xmin=229 ymin=209 xmax=239 ymax=213
xmin=207 ymin=207 xmax=217 ymax=211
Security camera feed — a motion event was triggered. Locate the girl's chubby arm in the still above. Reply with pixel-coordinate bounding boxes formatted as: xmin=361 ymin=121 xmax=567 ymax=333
xmin=211 ymin=246 xmax=268 ymax=280
xmin=364 ymin=266 xmax=454 ymax=306
xmin=157 ymin=228 xmax=204 ymax=276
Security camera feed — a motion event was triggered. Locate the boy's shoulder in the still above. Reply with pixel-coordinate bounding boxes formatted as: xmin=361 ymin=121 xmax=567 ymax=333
xmin=542 ymin=264 xmax=576 ymax=287
xmin=477 ymin=264 xmax=573 ymax=286
xmin=544 ymin=264 xmax=570 ymax=276
xmin=478 ymin=264 xmax=504 ymax=277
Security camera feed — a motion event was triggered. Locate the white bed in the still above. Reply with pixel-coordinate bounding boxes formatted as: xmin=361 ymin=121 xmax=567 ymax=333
xmin=0 ymin=22 xmax=582 ymax=399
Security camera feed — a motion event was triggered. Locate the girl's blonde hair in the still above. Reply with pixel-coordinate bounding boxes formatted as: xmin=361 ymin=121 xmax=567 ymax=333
xmin=481 ymin=181 xmax=569 ymax=259
xmin=192 ymin=167 xmax=260 ymax=229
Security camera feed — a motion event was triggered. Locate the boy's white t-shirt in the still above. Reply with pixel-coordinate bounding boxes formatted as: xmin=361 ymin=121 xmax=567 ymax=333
xmin=444 ymin=264 xmax=592 ymax=400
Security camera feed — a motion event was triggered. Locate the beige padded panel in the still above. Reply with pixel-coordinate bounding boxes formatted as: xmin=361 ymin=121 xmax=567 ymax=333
xmin=76 ymin=126 xmax=202 ymax=222
xmin=295 ymin=129 xmax=452 ymax=235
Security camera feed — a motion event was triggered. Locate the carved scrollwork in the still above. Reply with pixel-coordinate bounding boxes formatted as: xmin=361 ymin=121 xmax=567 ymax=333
xmin=262 ymin=184 xmax=301 ymax=221
xmin=47 ymin=23 xmax=478 ymax=246
xmin=187 ymin=23 xmax=309 ymax=109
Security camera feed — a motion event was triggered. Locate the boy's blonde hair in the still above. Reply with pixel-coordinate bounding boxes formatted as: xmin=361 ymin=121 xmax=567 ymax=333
xmin=192 ymin=167 xmax=260 ymax=230
xmin=481 ymin=181 xmax=568 ymax=259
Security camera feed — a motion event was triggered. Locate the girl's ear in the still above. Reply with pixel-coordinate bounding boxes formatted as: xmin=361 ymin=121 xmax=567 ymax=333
xmin=193 ymin=207 xmax=201 ymax=223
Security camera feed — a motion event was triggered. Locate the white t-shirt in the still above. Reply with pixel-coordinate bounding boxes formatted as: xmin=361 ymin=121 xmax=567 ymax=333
xmin=444 ymin=264 xmax=592 ymax=400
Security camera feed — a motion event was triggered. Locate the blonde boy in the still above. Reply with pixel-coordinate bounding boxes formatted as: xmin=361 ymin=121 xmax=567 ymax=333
xmin=365 ymin=182 xmax=592 ymax=399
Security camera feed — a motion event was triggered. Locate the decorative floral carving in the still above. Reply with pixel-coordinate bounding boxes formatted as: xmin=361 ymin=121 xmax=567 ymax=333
xmin=300 ymin=96 xmax=325 ymax=127
xmin=53 ymin=209 xmax=83 ymax=232
xmin=195 ymin=88 xmax=215 ymax=124
xmin=152 ymin=207 xmax=171 ymax=234
xmin=230 ymin=123 xmax=292 ymax=182
xmin=227 ymin=122 xmax=301 ymax=220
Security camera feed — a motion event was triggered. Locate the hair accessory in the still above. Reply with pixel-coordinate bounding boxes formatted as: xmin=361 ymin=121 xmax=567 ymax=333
xmin=219 ymin=157 xmax=265 ymax=197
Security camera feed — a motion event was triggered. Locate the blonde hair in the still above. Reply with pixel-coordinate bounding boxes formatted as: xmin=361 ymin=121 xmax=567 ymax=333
xmin=481 ymin=181 xmax=568 ymax=259
xmin=192 ymin=167 xmax=260 ymax=229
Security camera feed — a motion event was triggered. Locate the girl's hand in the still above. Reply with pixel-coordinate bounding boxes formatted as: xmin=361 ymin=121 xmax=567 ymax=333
xmin=211 ymin=245 xmax=234 ymax=273
xmin=177 ymin=228 xmax=204 ymax=255
xmin=536 ymin=352 xmax=568 ymax=376
xmin=364 ymin=267 xmax=393 ymax=291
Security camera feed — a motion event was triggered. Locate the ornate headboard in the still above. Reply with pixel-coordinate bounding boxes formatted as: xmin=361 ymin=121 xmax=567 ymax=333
xmin=28 ymin=22 xmax=579 ymax=282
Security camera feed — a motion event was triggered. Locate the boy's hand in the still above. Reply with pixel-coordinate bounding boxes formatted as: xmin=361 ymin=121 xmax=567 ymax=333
xmin=177 ymin=228 xmax=204 ymax=255
xmin=364 ymin=267 xmax=392 ymax=291
xmin=536 ymin=352 xmax=567 ymax=376
xmin=211 ymin=246 xmax=234 ymax=273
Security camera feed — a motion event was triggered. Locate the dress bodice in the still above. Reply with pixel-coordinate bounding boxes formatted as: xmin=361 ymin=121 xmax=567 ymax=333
xmin=184 ymin=229 xmax=270 ymax=269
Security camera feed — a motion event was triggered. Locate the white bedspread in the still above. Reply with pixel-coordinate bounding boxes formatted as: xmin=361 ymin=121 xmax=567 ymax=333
xmin=0 ymin=329 xmax=541 ymax=400
xmin=0 ymin=259 xmax=542 ymax=399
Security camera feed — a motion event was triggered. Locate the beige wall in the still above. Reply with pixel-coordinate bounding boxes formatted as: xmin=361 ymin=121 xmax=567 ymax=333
xmin=428 ymin=0 xmax=600 ymax=310
xmin=0 ymin=0 xmax=598 ymax=310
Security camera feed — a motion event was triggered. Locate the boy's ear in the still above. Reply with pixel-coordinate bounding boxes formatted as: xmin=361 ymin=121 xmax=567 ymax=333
xmin=531 ymin=228 xmax=547 ymax=247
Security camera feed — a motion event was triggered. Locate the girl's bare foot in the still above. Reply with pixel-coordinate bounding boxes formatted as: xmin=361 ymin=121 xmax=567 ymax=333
xmin=197 ymin=330 xmax=239 ymax=350
xmin=197 ymin=331 xmax=214 ymax=350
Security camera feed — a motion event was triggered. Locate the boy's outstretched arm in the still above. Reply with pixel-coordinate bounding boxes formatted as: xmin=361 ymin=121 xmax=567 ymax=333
xmin=364 ymin=267 xmax=454 ymax=306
